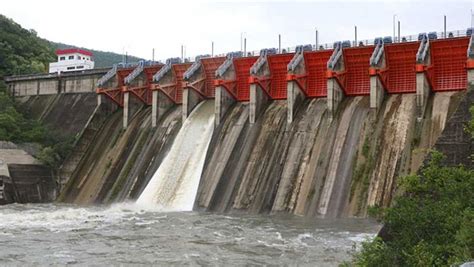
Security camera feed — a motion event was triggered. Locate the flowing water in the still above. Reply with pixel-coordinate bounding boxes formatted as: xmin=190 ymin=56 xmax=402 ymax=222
xmin=137 ymin=101 xmax=215 ymax=211
xmin=0 ymin=203 xmax=379 ymax=266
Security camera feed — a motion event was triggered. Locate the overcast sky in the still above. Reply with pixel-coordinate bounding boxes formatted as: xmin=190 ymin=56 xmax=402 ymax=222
xmin=2 ymin=0 xmax=473 ymax=61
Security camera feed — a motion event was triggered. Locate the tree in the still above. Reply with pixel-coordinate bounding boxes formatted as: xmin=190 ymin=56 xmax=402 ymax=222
xmin=352 ymin=151 xmax=474 ymax=266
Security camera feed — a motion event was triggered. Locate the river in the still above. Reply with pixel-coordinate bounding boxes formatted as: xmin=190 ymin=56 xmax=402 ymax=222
xmin=0 ymin=203 xmax=379 ymax=266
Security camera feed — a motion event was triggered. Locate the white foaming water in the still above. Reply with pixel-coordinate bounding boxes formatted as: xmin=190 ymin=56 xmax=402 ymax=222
xmin=136 ymin=100 xmax=215 ymax=211
xmin=0 ymin=203 xmax=379 ymax=265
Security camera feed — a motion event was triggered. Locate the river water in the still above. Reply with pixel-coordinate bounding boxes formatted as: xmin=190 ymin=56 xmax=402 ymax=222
xmin=0 ymin=203 xmax=379 ymax=266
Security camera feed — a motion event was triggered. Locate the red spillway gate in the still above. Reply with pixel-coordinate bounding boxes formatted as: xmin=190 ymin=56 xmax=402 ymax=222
xmin=215 ymin=56 xmax=259 ymax=101
xmin=97 ymin=67 xmax=135 ymax=107
xmin=382 ymin=42 xmax=420 ymax=93
xmin=155 ymin=63 xmax=192 ymax=104
xmin=429 ymin=37 xmax=470 ymax=92
xmin=186 ymin=57 xmax=226 ymax=98
xmin=340 ymin=46 xmax=374 ymax=96
xmin=250 ymin=53 xmax=295 ymax=99
xmin=288 ymin=50 xmax=333 ymax=98
xmin=126 ymin=65 xmax=162 ymax=105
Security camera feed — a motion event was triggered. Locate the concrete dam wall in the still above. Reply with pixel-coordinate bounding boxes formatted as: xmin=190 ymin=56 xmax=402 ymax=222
xmin=7 ymin=79 xmax=470 ymax=217
xmin=4 ymin=34 xmax=473 ymax=217
xmin=47 ymin=88 xmax=466 ymax=217
xmin=195 ymin=91 xmax=464 ymax=217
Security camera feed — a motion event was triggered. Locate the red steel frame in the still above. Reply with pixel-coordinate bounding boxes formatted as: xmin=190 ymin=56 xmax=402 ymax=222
xmin=185 ymin=57 xmax=226 ymax=98
xmin=214 ymin=56 xmax=259 ymax=101
xmin=152 ymin=63 xmax=192 ymax=104
xmin=287 ymin=50 xmax=333 ymax=98
xmin=335 ymin=46 xmax=374 ymax=96
xmin=96 ymin=67 xmax=135 ymax=107
xmin=371 ymin=42 xmax=420 ymax=94
xmin=249 ymin=53 xmax=295 ymax=100
xmin=428 ymin=37 xmax=470 ymax=92
xmin=125 ymin=65 xmax=162 ymax=105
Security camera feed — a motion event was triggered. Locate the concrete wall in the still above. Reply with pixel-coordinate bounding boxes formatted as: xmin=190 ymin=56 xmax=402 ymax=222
xmin=61 ymin=75 xmax=102 ymax=94
xmin=433 ymin=87 xmax=473 ymax=168
xmin=5 ymin=68 xmax=108 ymax=96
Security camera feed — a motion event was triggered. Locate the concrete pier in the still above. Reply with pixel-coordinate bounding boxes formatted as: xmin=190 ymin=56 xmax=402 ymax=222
xmin=326 ymin=44 xmax=345 ymax=119
xmin=151 ymin=89 xmax=175 ymax=127
xmin=249 ymin=83 xmax=270 ymax=124
xmin=370 ymin=75 xmax=385 ymax=109
xmin=415 ymin=36 xmax=431 ymax=119
xmin=286 ymin=47 xmax=308 ymax=124
xmin=123 ymin=90 xmax=129 ymax=128
xmin=287 ymin=81 xmax=306 ymax=124
xmin=327 ymin=78 xmax=344 ymax=117
xmin=369 ymin=41 xmax=387 ymax=110
xmin=150 ymin=59 xmax=190 ymax=126
xmin=215 ymin=86 xmax=236 ymax=126
xmin=249 ymin=49 xmax=273 ymax=124
xmin=182 ymin=87 xmax=205 ymax=122
xmin=182 ymin=57 xmax=207 ymax=121
xmin=467 ymin=35 xmax=474 ymax=86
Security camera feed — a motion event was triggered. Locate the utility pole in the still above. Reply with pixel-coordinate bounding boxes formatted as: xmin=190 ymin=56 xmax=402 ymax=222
xmin=444 ymin=15 xmax=447 ymax=38
xmin=398 ymin=20 xmax=401 ymax=42
xmin=315 ymin=28 xmax=319 ymax=50
xmin=244 ymin=38 xmax=247 ymax=57
xmin=393 ymin=14 xmax=397 ymax=42
xmin=354 ymin=26 xmax=357 ymax=46
xmin=471 ymin=9 xmax=473 ymax=27
xmin=212 ymin=41 xmax=214 ymax=57
xmin=278 ymin=34 xmax=281 ymax=53
xmin=181 ymin=45 xmax=184 ymax=61
xmin=152 ymin=48 xmax=155 ymax=62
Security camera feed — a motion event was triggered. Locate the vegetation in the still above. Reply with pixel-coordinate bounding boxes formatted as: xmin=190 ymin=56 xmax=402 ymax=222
xmin=467 ymin=105 xmax=474 ymax=139
xmin=0 ymin=89 xmax=74 ymax=168
xmin=0 ymin=14 xmax=143 ymax=78
xmin=0 ymin=13 xmax=145 ymax=168
xmin=0 ymin=14 xmax=55 ymax=77
xmin=349 ymin=104 xmax=474 ymax=266
xmin=0 ymin=14 xmax=76 ymax=168
xmin=351 ymin=151 xmax=474 ymax=266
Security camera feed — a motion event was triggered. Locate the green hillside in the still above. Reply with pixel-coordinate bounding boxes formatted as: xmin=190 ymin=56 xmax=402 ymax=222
xmin=51 ymin=42 xmax=144 ymax=68
xmin=0 ymin=14 xmax=55 ymax=78
xmin=0 ymin=13 xmax=144 ymax=79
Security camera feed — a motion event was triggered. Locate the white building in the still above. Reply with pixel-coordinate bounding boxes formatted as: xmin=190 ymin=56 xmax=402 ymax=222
xmin=49 ymin=48 xmax=95 ymax=73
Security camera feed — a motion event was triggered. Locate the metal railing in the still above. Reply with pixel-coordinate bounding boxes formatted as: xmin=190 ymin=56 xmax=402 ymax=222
xmin=160 ymin=28 xmax=472 ymax=65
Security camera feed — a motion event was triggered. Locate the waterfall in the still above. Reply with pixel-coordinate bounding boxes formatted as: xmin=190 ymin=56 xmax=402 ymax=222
xmin=136 ymin=100 xmax=215 ymax=211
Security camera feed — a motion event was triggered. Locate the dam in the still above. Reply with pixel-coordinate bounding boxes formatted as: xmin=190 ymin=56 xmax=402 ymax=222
xmin=4 ymin=31 xmax=474 ymax=219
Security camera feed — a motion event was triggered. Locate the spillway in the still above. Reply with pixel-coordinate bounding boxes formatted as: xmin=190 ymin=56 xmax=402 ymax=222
xmin=137 ymin=100 xmax=215 ymax=211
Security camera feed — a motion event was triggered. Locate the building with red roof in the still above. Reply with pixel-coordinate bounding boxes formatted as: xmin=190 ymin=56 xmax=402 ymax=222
xmin=49 ymin=48 xmax=95 ymax=73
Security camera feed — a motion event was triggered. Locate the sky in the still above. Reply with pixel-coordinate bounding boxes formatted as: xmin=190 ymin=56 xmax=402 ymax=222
xmin=2 ymin=0 xmax=473 ymax=61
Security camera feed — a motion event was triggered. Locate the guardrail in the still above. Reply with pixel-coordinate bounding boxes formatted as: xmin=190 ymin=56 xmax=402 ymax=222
xmin=179 ymin=28 xmax=472 ymax=63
